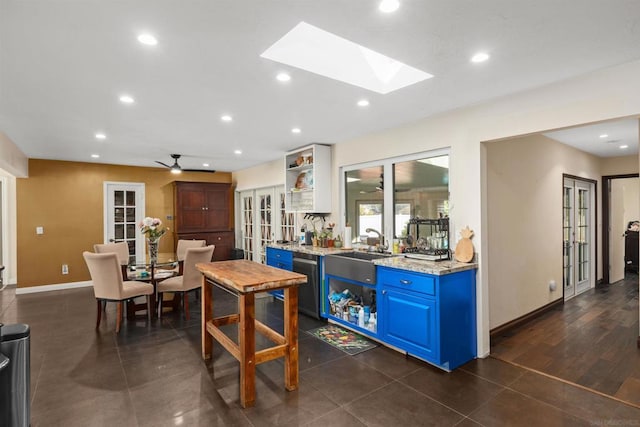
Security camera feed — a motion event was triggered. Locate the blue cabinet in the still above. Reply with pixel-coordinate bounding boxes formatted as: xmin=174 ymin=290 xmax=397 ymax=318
xmin=266 ymin=247 xmax=293 ymax=298
xmin=378 ymin=266 xmax=476 ymax=371
xmin=381 ymin=287 xmax=437 ymax=360
xmin=266 ymin=247 xmax=293 ymax=270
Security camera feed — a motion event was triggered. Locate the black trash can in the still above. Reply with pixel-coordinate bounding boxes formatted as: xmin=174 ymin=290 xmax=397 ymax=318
xmin=0 ymin=323 xmax=30 ymax=427
xmin=230 ymin=248 xmax=244 ymax=260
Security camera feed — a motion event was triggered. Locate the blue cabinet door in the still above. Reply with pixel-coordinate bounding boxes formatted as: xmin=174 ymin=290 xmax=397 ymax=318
xmin=381 ymin=288 xmax=438 ymax=362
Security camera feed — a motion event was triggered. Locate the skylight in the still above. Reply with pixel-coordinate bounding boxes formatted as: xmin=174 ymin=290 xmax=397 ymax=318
xmin=260 ymin=22 xmax=433 ymax=94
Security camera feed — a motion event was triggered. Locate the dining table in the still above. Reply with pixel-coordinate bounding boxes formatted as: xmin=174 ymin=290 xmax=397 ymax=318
xmin=127 ymin=252 xmax=178 ymax=318
xmin=197 ymin=259 xmax=307 ymax=408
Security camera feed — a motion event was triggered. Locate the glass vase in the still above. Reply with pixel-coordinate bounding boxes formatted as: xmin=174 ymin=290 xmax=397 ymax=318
xmin=147 ymin=238 xmax=160 ymax=264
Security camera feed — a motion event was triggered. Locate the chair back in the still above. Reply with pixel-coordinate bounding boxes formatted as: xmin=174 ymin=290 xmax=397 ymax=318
xmin=94 ymin=242 xmax=130 ymax=266
xmin=176 ymin=239 xmax=206 ymax=261
xmin=182 ymin=245 xmax=215 ymax=288
xmin=83 ymin=251 xmax=124 ymax=300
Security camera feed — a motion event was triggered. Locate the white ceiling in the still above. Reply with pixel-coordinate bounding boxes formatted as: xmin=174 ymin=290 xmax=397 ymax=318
xmin=543 ymin=118 xmax=639 ymax=157
xmin=1 ymin=1 xmax=639 ymax=172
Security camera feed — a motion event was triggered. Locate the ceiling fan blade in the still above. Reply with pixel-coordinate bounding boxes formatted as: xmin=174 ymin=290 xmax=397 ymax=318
xmin=182 ymin=169 xmax=217 ymax=174
xmin=155 ymin=161 xmax=172 ymax=168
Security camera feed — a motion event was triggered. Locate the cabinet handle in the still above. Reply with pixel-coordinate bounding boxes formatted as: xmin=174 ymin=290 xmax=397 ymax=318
xmin=382 ymin=290 xmax=387 ymax=295
xmin=217 ymin=237 xmax=221 ymax=240
xmin=365 ymin=278 xmax=371 ymax=282
xmin=400 ymin=279 xmax=412 ymax=285
xmin=202 ymin=207 xmax=206 ymax=210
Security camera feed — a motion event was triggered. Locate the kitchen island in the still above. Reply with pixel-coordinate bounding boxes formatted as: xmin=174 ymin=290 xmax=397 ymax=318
xmin=197 ymin=260 xmax=306 ymax=408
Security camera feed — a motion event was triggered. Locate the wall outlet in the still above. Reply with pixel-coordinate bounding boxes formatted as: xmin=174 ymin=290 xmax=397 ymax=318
xmin=62 ymin=264 xmax=69 ymax=275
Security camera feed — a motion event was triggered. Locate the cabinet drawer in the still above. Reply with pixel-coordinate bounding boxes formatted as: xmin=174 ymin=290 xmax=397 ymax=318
xmin=266 ymin=247 xmax=293 ymax=270
xmin=378 ymin=267 xmax=436 ymax=296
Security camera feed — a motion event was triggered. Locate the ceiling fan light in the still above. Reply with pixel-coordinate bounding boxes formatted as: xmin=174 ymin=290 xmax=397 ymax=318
xmin=171 ymin=168 xmax=182 ymax=174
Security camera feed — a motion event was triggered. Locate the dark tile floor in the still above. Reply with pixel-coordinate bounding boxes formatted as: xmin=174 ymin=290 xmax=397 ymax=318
xmin=1 ymin=285 xmax=639 ymax=426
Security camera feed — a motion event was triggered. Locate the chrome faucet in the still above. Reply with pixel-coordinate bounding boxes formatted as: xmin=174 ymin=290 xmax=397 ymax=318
xmin=365 ymin=228 xmax=388 ymax=252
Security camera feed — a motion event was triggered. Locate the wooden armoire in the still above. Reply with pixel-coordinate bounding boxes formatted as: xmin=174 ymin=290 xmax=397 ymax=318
xmin=174 ymin=181 xmax=234 ymax=261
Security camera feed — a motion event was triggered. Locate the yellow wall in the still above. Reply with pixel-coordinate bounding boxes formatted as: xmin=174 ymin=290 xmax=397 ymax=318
xmin=17 ymin=159 xmax=232 ymax=288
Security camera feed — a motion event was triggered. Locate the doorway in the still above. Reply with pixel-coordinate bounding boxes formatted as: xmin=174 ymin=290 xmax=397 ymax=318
xmin=603 ymin=174 xmax=640 ymax=284
xmin=103 ymin=182 xmax=146 ymax=263
xmin=563 ymin=176 xmax=596 ymax=300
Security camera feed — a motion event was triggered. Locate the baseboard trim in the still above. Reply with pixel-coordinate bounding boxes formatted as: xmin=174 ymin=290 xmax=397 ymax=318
xmin=490 ymin=298 xmax=564 ymax=340
xmin=15 ymin=281 xmax=92 ymax=295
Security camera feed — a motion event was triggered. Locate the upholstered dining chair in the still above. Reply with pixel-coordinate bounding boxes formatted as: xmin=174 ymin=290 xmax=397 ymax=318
xmin=175 ymin=239 xmax=206 ymax=274
xmin=83 ymin=251 xmax=154 ymax=333
xmin=93 ymin=241 xmax=130 ymax=280
xmin=157 ymin=245 xmax=214 ymax=320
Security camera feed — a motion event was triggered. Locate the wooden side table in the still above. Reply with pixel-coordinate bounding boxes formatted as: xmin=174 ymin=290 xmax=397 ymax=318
xmin=197 ymin=260 xmax=306 ymax=408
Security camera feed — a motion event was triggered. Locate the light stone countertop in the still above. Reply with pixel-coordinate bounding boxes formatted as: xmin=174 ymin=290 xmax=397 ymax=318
xmin=267 ymin=243 xmax=477 ymax=275
xmin=372 ymin=256 xmax=477 ymax=276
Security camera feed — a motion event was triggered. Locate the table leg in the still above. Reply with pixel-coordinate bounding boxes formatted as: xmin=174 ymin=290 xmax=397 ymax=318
xmin=239 ymin=293 xmax=256 ymax=408
xmin=284 ymin=287 xmax=299 ymax=391
xmin=201 ymin=276 xmax=212 ymax=360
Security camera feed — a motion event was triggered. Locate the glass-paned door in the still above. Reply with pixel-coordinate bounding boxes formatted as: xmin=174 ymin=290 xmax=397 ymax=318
xmin=256 ymin=188 xmax=274 ymax=264
xmin=563 ymin=177 xmax=594 ymax=300
xmin=563 ymin=184 xmax=574 ymax=299
xmin=104 ymin=182 xmax=145 ymax=263
xmin=277 ymin=188 xmax=296 ymax=242
xmin=240 ymin=190 xmax=255 ymax=261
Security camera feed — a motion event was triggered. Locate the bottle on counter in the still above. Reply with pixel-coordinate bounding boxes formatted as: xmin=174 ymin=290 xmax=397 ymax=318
xmin=358 ymin=306 xmax=365 ymax=328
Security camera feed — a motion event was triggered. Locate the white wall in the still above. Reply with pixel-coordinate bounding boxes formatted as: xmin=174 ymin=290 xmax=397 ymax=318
xmin=622 ymin=179 xmax=640 ymax=226
xmin=233 ymin=158 xmax=282 ymax=192
xmin=0 ymin=131 xmax=28 ymax=178
xmin=233 ymin=59 xmax=640 ymax=356
xmin=485 ymin=134 xmax=602 ymax=328
xmin=601 ymin=155 xmax=639 ymax=176
xmin=0 ymin=171 xmax=17 ymax=285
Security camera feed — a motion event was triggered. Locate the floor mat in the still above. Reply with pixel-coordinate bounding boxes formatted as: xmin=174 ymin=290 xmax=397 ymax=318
xmin=308 ymin=324 xmax=378 ymax=355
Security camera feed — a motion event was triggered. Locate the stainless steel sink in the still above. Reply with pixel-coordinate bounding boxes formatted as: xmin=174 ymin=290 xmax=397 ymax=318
xmin=324 ymin=251 xmax=393 ymax=284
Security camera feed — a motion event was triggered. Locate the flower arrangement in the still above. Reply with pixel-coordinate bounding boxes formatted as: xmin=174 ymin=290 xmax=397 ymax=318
xmin=139 ymin=217 xmax=167 ymax=241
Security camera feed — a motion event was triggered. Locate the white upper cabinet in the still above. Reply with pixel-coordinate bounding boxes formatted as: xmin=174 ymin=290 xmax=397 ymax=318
xmin=284 ymin=144 xmax=331 ymax=213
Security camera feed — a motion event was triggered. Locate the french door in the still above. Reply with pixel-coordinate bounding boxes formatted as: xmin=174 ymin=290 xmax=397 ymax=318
xmin=104 ymin=182 xmax=145 ymax=263
xmin=238 ymin=186 xmax=295 ymax=263
xmin=563 ymin=177 xmax=595 ymax=300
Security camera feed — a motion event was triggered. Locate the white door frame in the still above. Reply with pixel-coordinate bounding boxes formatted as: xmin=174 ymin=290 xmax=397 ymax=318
xmin=103 ymin=182 xmax=146 ymax=263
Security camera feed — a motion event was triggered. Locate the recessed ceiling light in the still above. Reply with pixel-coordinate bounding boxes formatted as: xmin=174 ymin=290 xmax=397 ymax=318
xmin=291 ymin=127 xmax=301 ymax=134
xmin=599 ymin=134 xmax=609 ymax=138
xmin=379 ymin=0 xmax=400 ymax=13
xmin=261 ymin=22 xmax=433 ymax=94
xmin=234 ymin=149 xmax=242 ymax=155
xmin=620 ymin=145 xmax=629 ymax=149
xmin=203 ymin=163 xmax=210 ymax=167
xmin=276 ymin=73 xmax=291 ymax=82
xmin=137 ymin=34 xmax=158 ymax=46
xmin=91 ymin=154 xmax=100 ymax=158
xmin=357 ymin=99 xmax=370 ymax=107
xmin=221 ymin=115 xmax=233 ymax=122
xmin=119 ymin=95 xmax=134 ymax=104
xmin=470 ymin=52 xmax=490 ymax=63
xmin=95 ymin=133 xmax=106 ymax=140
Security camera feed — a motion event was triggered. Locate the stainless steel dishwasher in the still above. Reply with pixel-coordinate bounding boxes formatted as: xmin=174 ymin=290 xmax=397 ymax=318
xmin=292 ymin=252 xmax=320 ymax=319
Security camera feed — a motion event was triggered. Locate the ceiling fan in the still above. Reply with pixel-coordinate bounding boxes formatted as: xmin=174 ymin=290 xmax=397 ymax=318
xmin=364 ymin=174 xmax=410 ymax=193
xmin=155 ymin=154 xmax=216 ymax=174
